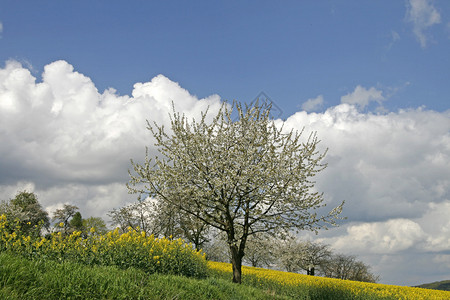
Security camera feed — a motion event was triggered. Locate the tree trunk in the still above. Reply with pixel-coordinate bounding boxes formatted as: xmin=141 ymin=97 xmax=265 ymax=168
xmin=230 ymin=244 xmax=243 ymax=284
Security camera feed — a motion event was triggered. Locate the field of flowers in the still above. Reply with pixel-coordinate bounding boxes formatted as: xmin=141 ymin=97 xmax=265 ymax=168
xmin=208 ymin=261 xmax=450 ymax=300
xmin=0 ymin=214 xmax=207 ymax=278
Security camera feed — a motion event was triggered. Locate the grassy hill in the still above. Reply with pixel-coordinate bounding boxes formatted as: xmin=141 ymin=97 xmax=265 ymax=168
xmin=2 ymin=252 xmax=450 ymax=300
xmin=415 ymin=280 xmax=450 ymax=291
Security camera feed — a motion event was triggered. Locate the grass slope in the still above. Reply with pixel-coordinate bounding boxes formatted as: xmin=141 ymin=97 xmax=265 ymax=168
xmin=2 ymin=252 xmax=450 ymax=299
xmin=415 ymin=280 xmax=450 ymax=291
xmin=0 ymin=253 xmax=287 ymax=300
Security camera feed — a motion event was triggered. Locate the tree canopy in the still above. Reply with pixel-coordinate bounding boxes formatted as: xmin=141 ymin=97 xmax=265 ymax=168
xmin=128 ymin=100 xmax=343 ymax=283
xmin=0 ymin=191 xmax=49 ymax=237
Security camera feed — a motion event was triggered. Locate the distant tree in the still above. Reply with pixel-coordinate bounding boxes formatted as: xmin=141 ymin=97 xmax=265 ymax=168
xmin=319 ymin=253 xmax=379 ymax=283
xmin=203 ymin=232 xmax=231 ymax=263
xmin=108 ymin=199 xmax=165 ymax=234
xmin=278 ymin=238 xmax=331 ymax=276
xmin=109 ymin=197 xmax=210 ymax=250
xmin=243 ymin=233 xmax=277 ymax=268
xmin=278 ymin=237 xmax=304 ymax=273
xmin=70 ymin=212 xmax=83 ymax=232
xmin=298 ymin=240 xmax=332 ymax=276
xmin=82 ymin=216 xmax=108 ymax=235
xmin=128 ymin=100 xmax=344 ymax=283
xmin=52 ymin=204 xmax=79 ymax=235
xmin=0 ymin=191 xmax=49 ymax=237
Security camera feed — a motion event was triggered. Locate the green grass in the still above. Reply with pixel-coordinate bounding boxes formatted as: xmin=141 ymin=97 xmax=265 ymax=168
xmin=0 ymin=252 xmax=289 ymax=300
xmin=3 ymin=252 xmax=445 ymax=300
xmin=415 ymin=280 xmax=450 ymax=291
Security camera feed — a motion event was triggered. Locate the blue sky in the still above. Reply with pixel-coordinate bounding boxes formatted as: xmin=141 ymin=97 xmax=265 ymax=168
xmin=1 ymin=1 xmax=449 ymax=115
xmin=0 ymin=1 xmax=449 ymax=286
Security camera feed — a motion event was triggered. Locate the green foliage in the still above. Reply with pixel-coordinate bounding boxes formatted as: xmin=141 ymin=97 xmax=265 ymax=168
xmin=70 ymin=212 xmax=83 ymax=231
xmin=0 ymin=191 xmax=49 ymax=237
xmin=82 ymin=216 xmax=108 ymax=235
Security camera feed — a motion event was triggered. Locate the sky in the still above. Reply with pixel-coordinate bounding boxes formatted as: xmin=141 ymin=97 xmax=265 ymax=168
xmin=0 ymin=0 xmax=449 ymax=286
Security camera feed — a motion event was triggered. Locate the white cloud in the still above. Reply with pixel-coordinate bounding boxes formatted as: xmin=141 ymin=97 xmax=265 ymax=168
xmin=406 ymin=0 xmax=441 ymax=48
xmin=0 ymin=21 xmax=3 ymax=36
xmin=0 ymin=60 xmax=222 ymax=217
xmin=329 ymin=219 xmax=426 ymax=254
xmin=301 ymin=95 xmax=324 ymax=112
xmin=283 ymin=104 xmax=450 ymax=222
xmin=340 ymin=85 xmax=384 ymax=111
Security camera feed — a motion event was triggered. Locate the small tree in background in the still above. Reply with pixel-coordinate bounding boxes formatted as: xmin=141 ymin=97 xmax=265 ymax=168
xmin=319 ymin=253 xmax=379 ymax=283
xmin=52 ymin=204 xmax=79 ymax=235
xmin=70 ymin=212 xmax=84 ymax=232
xmin=298 ymin=240 xmax=332 ymax=276
xmin=108 ymin=200 xmax=155 ymax=234
xmin=0 ymin=191 xmax=49 ymax=237
xmin=203 ymin=231 xmax=231 ymax=263
xmin=243 ymin=233 xmax=277 ymax=268
xmin=278 ymin=237 xmax=306 ymax=273
xmin=82 ymin=216 xmax=108 ymax=235
xmin=128 ymin=100 xmax=344 ymax=283
xmin=109 ymin=197 xmax=210 ymax=250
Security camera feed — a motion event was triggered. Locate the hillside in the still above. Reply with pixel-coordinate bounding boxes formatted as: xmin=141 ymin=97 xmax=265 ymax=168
xmin=415 ymin=280 xmax=450 ymax=291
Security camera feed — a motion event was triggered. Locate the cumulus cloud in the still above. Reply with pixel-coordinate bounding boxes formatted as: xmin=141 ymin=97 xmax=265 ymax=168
xmin=0 ymin=60 xmax=222 ymax=217
xmin=301 ymin=95 xmax=324 ymax=112
xmin=329 ymin=218 xmax=426 ymax=254
xmin=340 ymin=85 xmax=385 ymax=111
xmin=284 ymin=104 xmax=450 ymax=221
xmin=406 ymin=0 xmax=441 ymax=47
xmin=0 ymin=21 xmax=3 ymax=36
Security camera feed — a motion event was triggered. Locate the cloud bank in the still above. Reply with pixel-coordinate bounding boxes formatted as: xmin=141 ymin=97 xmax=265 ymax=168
xmin=1 ymin=60 xmax=449 ymax=285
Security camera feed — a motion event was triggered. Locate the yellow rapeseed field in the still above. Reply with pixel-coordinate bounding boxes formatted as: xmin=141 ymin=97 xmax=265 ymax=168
xmin=208 ymin=261 xmax=450 ymax=300
xmin=0 ymin=214 xmax=207 ymax=278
